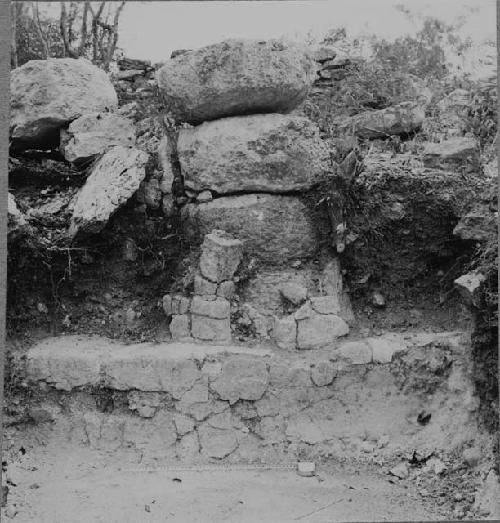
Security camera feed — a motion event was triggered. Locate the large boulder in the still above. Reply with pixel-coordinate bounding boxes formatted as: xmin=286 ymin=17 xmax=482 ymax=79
xmin=341 ymin=102 xmax=425 ymax=139
xmin=156 ymin=39 xmax=316 ymax=124
xmin=176 ymin=114 xmax=329 ymax=194
xmin=10 ymin=58 xmax=118 ymax=150
xmin=182 ymin=194 xmax=318 ymax=263
xmin=60 ymin=113 xmax=136 ymax=163
xmin=69 ymin=146 xmax=148 ymax=237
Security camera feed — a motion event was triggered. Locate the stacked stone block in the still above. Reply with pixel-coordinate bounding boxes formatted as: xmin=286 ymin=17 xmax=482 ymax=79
xmin=163 ymin=230 xmax=243 ymax=343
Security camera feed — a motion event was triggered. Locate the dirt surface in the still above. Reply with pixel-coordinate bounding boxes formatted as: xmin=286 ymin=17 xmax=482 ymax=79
xmin=3 ymin=442 xmax=448 ymax=523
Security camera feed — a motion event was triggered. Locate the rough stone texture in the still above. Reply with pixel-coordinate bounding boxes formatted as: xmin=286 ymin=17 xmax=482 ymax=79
xmin=295 ymin=301 xmax=349 ymax=349
xmin=338 ymin=341 xmax=373 ymax=364
xmin=124 ymin=411 xmax=177 ymax=456
xmin=454 ymin=272 xmax=486 ymax=307
xmin=310 ymin=360 xmax=336 ymax=386
xmin=8 ymin=192 xmax=27 ymax=235
xmin=177 ymin=114 xmax=329 ymax=194
xmin=217 ymin=281 xmax=236 ymax=299
xmin=272 ymin=315 xmax=297 ymax=350
xmin=473 ymin=471 xmax=500 ymax=518
xmin=105 ymin=348 xmax=201 ymax=398
xmin=191 ymin=296 xmax=230 ymax=319
xmin=198 ymin=424 xmax=238 ymax=459
xmin=137 ymin=178 xmax=162 ymax=210
xmin=286 ymin=415 xmax=325 ymax=444
xmin=194 ymin=275 xmax=218 ymax=296
xmin=342 ymin=102 xmax=425 ymax=139
xmin=366 ymin=336 xmax=405 ymax=364
xmin=241 ymin=269 xmax=319 ymax=314
xmin=127 ymin=391 xmax=162 ymax=418
xmin=453 ymin=203 xmax=498 ymax=242
xmin=69 ymin=146 xmax=148 ymax=237
xmin=422 ymin=137 xmax=478 ymax=167
xmin=310 ymin=296 xmax=341 ymax=315
xmin=173 ymin=413 xmax=195 ymax=435
xmin=156 ymin=38 xmax=316 ymax=124
xmin=199 ymin=230 xmax=243 ymax=283
xmin=280 ymin=282 xmax=307 ymax=306
xmin=183 ymin=195 xmax=318 ymax=263
xmin=170 ymin=315 xmax=191 ymax=340
xmin=191 ymin=315 xmax=231 ymax=343
xmin=26 ymin=336 xmax=104 ymax=391
xmin=211 ymin=356 xmax=268 ymax=404
xmin=157 ymin=134 xmax=175 ymax=194
xmin=60 ymin=113 xmax=135 ymax=163
xmin=10 ymin=58 xmax=118 ymax=149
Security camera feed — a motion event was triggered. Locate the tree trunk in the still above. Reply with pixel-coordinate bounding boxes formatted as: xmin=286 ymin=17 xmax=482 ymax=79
xmin=32 ymin=2 xmax=49 ymax=59
xmin=10 ymin=3 xmax=18 ymax=68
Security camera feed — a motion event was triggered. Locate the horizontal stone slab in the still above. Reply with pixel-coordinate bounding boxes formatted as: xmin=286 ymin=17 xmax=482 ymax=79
xmin=176 ymin=114 xmax=329 ymax=194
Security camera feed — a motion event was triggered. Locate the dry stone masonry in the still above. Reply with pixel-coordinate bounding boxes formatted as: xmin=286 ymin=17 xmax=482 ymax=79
xmin=163 ymin=230 xmax=243 ymax=343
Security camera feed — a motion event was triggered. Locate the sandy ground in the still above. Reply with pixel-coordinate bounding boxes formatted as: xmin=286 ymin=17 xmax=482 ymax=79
xmin=2 ymin=442 xmax=447 ymax=523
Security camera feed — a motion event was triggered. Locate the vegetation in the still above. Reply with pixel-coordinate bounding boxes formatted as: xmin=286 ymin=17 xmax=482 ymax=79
xmin=11 ymin=1 xmax=126 ymax=70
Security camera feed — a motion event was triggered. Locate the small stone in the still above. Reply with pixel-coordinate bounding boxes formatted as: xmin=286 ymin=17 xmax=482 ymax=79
xmin=173 ymin=414 xmax=195 ymax=436
xmin=217 ymin=281 xmax=236 ymax=299
xmin=463 ymin=447 xmax=481 ymax=467
xmin=454 ymin=272 xmax=486 ymax=308
xmin=37 ymin=302 xmax=48 ymax=314
xmin=310 ymin=360 xmax=336 ymax=386
xmin=338 ymin=340 xmax=372 ymax=364
xmin=371 ymin=292 xmax=386 ymax=308
xmin=272 ymin=315 xmax=297 ymax=350
xmin=197 ymin=190 xmax=213 ymax=203
xmin=279 ymin=282 xmax=307 ymax=306
xmin=5 ymin=505 xmax=18 ymax=518
xmin=361 ymin=441 xmax=376 ymax=453
xmin=194 ymin=274 xmax=218 ymax=296
xmin=199 ymin=230 xmax=243 ymax=283
xmin=389 ymin=463 xmax=409 ymax=479
xmin=170 ymin=314 xmax=191 ymax=340
xmin=297 ymin=462 xmax=316 ymax=477
xmin=454 ymin=492 xmax=464 ymax=502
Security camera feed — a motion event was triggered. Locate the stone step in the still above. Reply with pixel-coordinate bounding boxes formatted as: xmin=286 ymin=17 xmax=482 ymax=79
xmin=25 ymin=331 xmax=480 ymax=464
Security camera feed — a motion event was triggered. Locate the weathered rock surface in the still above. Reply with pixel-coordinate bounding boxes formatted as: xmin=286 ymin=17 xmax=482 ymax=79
xmin=422 ymin=137 xmax=478 ymax=167
xmin=10 ymin=58 xmax=118 ymax=149
xmin=279 ymin=282 xmax=308 ymax=306
xmin=272 ymin=315 xmax=297 ymax=349
xmin=296 ymin=309 xmax=349 ymax=350
xmin=182 ymin=194 xmax=318 ymax=263
xmin=198 ymin=424 xmax=238 ymax=458
xmin=199 ymin=230 xmax=243 ymax=283
xmin=191 ymin=316 xmax=231 ymax=343
xmin=8 ymin=192 xmax=27 ymax=235
xmin=177 ymin=114 xmax=329 ymax=194
xmin=342 ymin=102 xmax=425 ymax=139
xmin=453 ymin=203 xmax=498 ymax=242
xmin=454 ymin=272 xmax=486 ymax=307
xmin=69 ymin=146 xmax=148 ymax=237
xmin=156 ymin=38 xmax=316 ymax=124
xmin=60 ymin=113 xmax=135 ymax=162
xmin=211 ymin=356 xmax=268 ymax=404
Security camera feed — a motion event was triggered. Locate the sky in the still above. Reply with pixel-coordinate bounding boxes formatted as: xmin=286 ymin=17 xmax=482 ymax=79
xmin=117 ymin=0 xmax=496 ymax=63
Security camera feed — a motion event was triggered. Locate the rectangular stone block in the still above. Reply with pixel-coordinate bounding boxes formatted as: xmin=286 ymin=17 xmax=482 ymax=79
xmin=170 ymin=314 xmax=191 ymax=340
xmin=191 ymin=314 xmax=231 ymax=343
xmin=191 ymin=296 xmax=230 ymax=319
xmin=194 ymin=274 xmax=218 ymax=296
